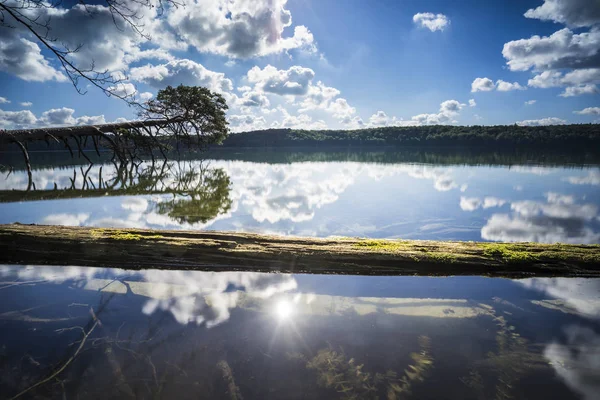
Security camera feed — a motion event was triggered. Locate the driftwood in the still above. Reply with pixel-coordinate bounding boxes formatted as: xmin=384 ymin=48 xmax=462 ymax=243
xmin=0 ymin=224 xmax=598 ymax=278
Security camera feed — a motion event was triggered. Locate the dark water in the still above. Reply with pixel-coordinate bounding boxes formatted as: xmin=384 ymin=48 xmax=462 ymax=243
xmin=0 ymin=265 xmax=598 ymax=399
xmin=1 ymin=150 xmax=600 ymax=243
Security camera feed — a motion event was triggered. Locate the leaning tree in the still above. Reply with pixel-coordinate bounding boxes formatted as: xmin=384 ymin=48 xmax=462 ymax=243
xmin=0 ymin=85 xmax=230 ymax=189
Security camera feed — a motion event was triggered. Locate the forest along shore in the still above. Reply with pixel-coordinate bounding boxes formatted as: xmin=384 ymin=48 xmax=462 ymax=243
xmin=1 ymin=224 xmax=598 ymax=278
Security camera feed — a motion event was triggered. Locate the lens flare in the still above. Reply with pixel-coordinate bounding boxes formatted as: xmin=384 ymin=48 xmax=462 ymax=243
xmin=275 ymin=299 xmax=293 ymax=319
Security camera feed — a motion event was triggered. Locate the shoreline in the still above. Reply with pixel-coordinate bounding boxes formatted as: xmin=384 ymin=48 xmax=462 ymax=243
xmin=1 ymin=224 xmax=598 ymax=278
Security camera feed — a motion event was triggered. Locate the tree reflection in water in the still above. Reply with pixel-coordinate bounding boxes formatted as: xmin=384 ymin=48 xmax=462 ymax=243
xmin=155 ymin=165 xmax=232 ymax=225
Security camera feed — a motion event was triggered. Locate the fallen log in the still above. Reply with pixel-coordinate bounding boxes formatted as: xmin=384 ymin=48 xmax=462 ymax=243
xmin=0 ymin=224 xmax=598 ymax=278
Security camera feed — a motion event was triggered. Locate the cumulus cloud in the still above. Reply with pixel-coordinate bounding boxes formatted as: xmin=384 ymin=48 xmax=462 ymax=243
xmin=524 ymin=0 xmax=600 ymax=28
xmin=272 ymin=107 xmax=328 ymax=130
xmin=503 ymin=28 xmax=600 ymax=72
xmin=166 ymin=0 xmax=316 ymax=58
xmin=41 ymin=213 xmax=90 ymax=226
xmin=20 ymin=102 xmax=32 ymax=107
xmin=496 ymin=80 xmax=526 ymax=91
xmin=544 ymin=326 xmax=600 ymax=400
xmin=0 ymin=97 xmax=9 ymax=104
xmin=107 ymin=82 xmax=138 ymax=98
xmin=519 ymin=278 xmax=600 ymax=318
xmin=0 ymin=106 xmax=106 ymax=129
xmin=471 ymin=78 xmax=526 ymax=92
xmin=368 ymin=99 xmax=466 ymax=128
xmin=481 ymin=193 xmax=599 ymax=243
xmin=121 ymin=198 xmax=149 ymax=213
xmin=565 ymin=170 xmax=600 ymax=186
xmin=471 ymin=77 xmax=495 ymax=92
xmin=247 ymin=65 xmax=315 ymax=96
xmin=516 ymin=117 xmax=567 ymax=126
xmin=575 ymin=107 xmax=600 ymax=115
xmin=460 ymin=196 xmax=506 ymax=211
xmin=130 ymin=59 xmax=233 ymax=93
xmin=468 ymin=99 xmax=476 ymax=107
xmin=242 ymin=65 xmax=358 ymax=126
xmin=559 ymin=85 xmax=598 ymax=97
xmin=528 ymin=69 xmax=600 ymax=95
xmin=0 ymin=109 xmax=38 ymax=129
xmin=525 ymin=100 xmax=537 ymax=105
xmin=139 ymin=92 xmax=153 ymax=101
xmin=412 ymin=13 xmax=450 ymax=32
xmin=0 ymin=32 xmax=67 ymax=82
xmin=228 ymin=114 xmax=267 ymax=132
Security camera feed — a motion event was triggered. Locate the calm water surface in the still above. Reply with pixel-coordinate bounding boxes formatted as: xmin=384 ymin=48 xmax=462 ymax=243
xmin=0 ymin=265 xmax=598 ymax=399
xmin=1 ymin=150 xmax=599 ymax=243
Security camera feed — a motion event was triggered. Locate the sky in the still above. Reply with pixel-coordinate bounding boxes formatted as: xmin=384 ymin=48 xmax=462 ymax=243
xmin=0 ymin=0 xmax=599 ymax=131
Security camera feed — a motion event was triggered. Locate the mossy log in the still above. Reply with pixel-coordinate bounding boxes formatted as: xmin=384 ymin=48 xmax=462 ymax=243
xmin=0 ymin=224 xmax=598 ymax=277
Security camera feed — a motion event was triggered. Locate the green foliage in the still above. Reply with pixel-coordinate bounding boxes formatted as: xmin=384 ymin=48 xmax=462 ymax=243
xmin=156 ymin=168 xmax=232 ymax=224
xmin=91 ymin=229 xmax=163 ymax=241
xmin=480 ymin=243 xmax=539 ymax=263
xmin=221 ymin=125 xmax=600 ymax=149
xmin=354 ymin=239 xmax=409 ymax=251
xmin=426 ymin=252 xmax=457 ymax=263
xmin=141 ymin=85 xmax=230 ymax=146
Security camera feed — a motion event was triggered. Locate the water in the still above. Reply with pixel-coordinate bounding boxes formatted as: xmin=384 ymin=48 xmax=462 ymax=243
xmin=1 ymin=150 xmax=599 ymax=243
xmin=0 ymin=264 xmax=598 ymax=399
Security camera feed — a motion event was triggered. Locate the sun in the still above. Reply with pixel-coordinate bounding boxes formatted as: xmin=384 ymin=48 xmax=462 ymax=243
xmin=275 ymin=299 xmax=294 ymax=320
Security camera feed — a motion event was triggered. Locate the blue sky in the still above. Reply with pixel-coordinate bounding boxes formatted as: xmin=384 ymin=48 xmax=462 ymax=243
xmin=1 ymin=0 xmax=599 ymax=130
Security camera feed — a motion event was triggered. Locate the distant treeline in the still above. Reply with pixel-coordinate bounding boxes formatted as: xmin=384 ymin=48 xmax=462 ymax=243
xmin=220 ymin=124 xmax=600 ymax=148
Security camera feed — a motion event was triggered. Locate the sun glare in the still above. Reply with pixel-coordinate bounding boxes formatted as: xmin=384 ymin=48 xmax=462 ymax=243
xmin=275 ymin=299 xmax=294 ymax=320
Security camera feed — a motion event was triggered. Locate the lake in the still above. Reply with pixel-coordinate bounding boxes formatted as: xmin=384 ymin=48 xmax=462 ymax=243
xmin=1 ymin=149 xmax=599 ymax=243
xmin=1 ymin=264 xmax=598 ymax=399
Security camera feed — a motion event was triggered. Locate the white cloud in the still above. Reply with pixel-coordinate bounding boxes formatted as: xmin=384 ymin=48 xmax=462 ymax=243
xmin=272 ymin=107 xmax=328 ymax=130
xmin=468 ymin=99 xmax=476 ymax=107
xmin=412 ymin=13 xmax=450 ymax=32
xmin=544 ymin=326 xmax=600 ymax=400
xmin=524 ymin=0 xmax=600 ymax=28
xmin=574 ymin=107 xmax=600 ymax=115
xmin=472 ymin=78 xmax=526 ymax=92
xmin=439 ymin=99 xmax=465 ymax=113
xmin=241 ymin=65 xmax=358 ymax=126
xmin=496 ymin=80 xmax=526 ymax=91
xmin=516 ymin=117 xmax=567 ymax=126
xmin=559 ymin=85 xmax=598 ymax=97
xmin=502 ymin=28 xmax=600 ymax=72
xmin=121 ymin=198 xmax=149 ymax=213
xmin=130 ymin=59 xmax=233 ymax=95
xmin=460 ymin=197 xmax=481 ymax=211
xmin=471 ymin=77 xmax=495 ymax=92
xmin=368 ymin=99 xmax=466 ymax=128
xmin=166 ymin=0 xmax=316 ymax=58
xmin=107 ymin=82 xmax=137 ymax=98
xmin=20 ymin=102 xmax=32 ymax=107
xmin=482 ymin=193 xmax=599 ymax=244
xmin=525 ymin=100 xmax=537 ymax=105
xmin=460 ymin=196 xmax=506 ymax=211
xmin=247 ymin=65 xmax=315 ymax=96
xmin=0 ymin=97 xmax=9 ymax=104
xmin=565 ymin=170 xmax=600 ymax=186
xmin=39 ymin=108 xmax=77 ymax=126
xmin=41 ymin=213 xmax=90 ymax=226
xmin=228 ymin=114 xmax=267 ymax=132
xmin=528 ymin=69 xmax=600 ymax=92
xmin=139 ymin=92 xmax=153 ymax=101
xmin=0 ymin=32 xmax=67 ymax=83
xmin=0 ymin=109 xmax=38 ymax=129
xmin=1 ymin=105 xmax=109 ymax=129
